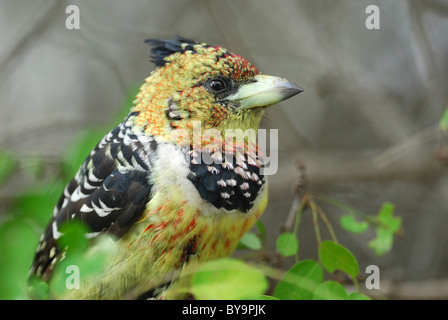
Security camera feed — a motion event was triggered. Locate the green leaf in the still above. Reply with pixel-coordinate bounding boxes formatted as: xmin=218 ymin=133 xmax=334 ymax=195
xmin=12 ymin=180 xmax=66 ymax=226
xmin=27 ymin=277 xmax=49 ymax=300
xmin=0 ymin=219 xmax=41 ymax=299
xmin=319 ymin=241 xmax=359 ymax=278
xmin=238 ymin=232 xmax=262 ymax=250
xmin=274 ymin=260 xmax=323 ymax=300
xmin=368 ymin=228 xmax=394 ymax=256
xmin=191 ymin=258 xmax=268 ymax=300
xmin=340 ymin=214 xmax=369 ymax=234
xmin=368 ymin=202 xmax=401 ymax=256
xmin=276 ymin=232 xmax=299 ymax=257
xmin=440 ymin=106 xmax=448 ymax=131
xmin=312 ymin=281 xmax=349 ymax=300
xmin=56 ymin=220 xmax=90 ymax=253
xmin=0 ymin=150 xmax=17 ymax=184
xmin=377 ymin=202 xmax=401 ymax=232
xmin=348 ymin=292 xmax=371 ymax=300
xmin=256 ymin=220 xmax=266 ymax=242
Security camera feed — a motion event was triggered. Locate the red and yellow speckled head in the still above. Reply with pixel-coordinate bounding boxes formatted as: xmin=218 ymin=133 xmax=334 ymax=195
xmin=132 ymin=38 xmax=260 ymax=139
xmin=131 ymin=37 xmax=302 ymax=149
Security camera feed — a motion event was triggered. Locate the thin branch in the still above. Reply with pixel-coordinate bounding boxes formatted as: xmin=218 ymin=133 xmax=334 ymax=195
xmin=283 ymin=197 xmax=301 ymax=233
xmin=282 ymin=160 xmax=308 ymax=233
xmin=309 ymin=198 xmax=322 ymax=248
xmin=0 ymin=1 xmax=66 ymax=77
xmin=314 ymin=194 xmax=378 ymax=226
xmin=293 ymin=198 xmax=305 ymax=236
xmin=373 ymin=125 xmax=443 ymax=169
xmin=316 ymin=205 xmax=338 ymax=244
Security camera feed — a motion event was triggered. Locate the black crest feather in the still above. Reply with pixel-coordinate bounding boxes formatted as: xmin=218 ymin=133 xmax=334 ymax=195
xmin=144 ymin=36 xmax=201 ymax=67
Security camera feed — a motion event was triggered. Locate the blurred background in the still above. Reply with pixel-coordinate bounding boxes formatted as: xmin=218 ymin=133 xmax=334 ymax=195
xmin=1 ymin=0 xmax=448 ymax=299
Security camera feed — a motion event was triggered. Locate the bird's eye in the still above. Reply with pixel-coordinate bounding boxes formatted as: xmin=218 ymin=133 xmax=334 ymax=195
xmin=206 ymin=78 xmax=227 ymax=93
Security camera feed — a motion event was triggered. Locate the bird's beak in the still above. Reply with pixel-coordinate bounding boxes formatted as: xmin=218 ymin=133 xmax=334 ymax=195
xmin=225 ymin=74 xmax=303 ymax=110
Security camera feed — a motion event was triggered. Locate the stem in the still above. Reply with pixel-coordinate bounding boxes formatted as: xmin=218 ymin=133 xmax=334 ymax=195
xmin=293 ymin=196 xmax=306 ymax=235
xmin=284 ymin=197 xmax=300 ymax=233
xmin=316 ymin=206 xmax=338 ymax=244
xmin=294 ymin=199 xmax=306 ymax=262
xmin=314 ymin=194 xmax=378 ymax=226
xmin=309 ymin=198 xmax=322 ymax=248
xmin=352 ymin=276 xmax=360 ymax=292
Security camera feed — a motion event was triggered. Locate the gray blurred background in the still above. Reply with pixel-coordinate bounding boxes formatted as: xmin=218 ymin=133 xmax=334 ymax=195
xmin=1 ymin=0 xmax=448 ymax=299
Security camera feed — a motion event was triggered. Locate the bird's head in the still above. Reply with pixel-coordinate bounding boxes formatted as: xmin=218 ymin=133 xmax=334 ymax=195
xmin=132 ymin=37 xmax=302 ymax=150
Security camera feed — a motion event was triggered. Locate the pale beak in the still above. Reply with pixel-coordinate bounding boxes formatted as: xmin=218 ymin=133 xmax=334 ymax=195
xmin=225 ymin=74 xmax=303 ymax=110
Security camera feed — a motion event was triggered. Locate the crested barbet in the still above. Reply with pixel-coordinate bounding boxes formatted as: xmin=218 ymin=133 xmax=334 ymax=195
xmin=29 ymin=37 xmax=302 ymax=299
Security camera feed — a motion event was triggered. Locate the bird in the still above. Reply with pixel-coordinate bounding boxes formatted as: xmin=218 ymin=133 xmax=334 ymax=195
xmin=28 ymin=37 xmax=303 ymax=299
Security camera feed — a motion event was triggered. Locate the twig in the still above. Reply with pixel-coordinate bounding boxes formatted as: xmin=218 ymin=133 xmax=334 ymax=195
xmin=316 ymin=205 xmax=338 ymax=244
xmin=0 ymin=1 xmax=66 ymax=76
xmin=309 ymin=198 xmax=322 ymax=248
xmin=282 ymin=160 xmax=308 ymax=233
xmin=373 ymin=125 xmax=443 ymax=169
xmin=283 ymin=197 xmax=301 ymax=233
xmin=314 ymin=194 xmax=378 ymax=226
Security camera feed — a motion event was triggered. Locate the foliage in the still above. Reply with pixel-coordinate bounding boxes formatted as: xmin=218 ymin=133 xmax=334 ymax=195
xmin=440 ymin=105 xmax=448 ymax=131
xmin=183 ymin=193 xmax=401 ymax=300
xmin=276 ymin=232 xmax=299 ymax=258
xmin=190 ymin=258 xmax=268 ymax=300
xmin=0 ymin=87 xmax=138 ymax=300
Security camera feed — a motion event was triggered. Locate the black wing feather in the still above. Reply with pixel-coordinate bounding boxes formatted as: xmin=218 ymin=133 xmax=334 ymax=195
xmin=30 ymin=115 xmax=155 ymax=280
